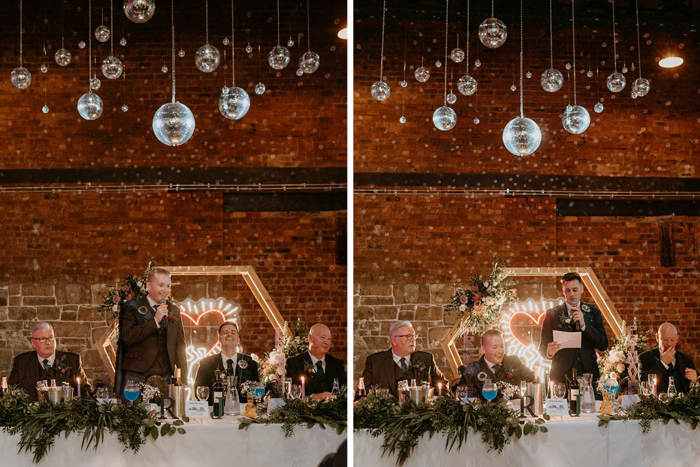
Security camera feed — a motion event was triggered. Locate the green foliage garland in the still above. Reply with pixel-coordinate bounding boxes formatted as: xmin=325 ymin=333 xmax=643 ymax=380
xmin=597 ymin=392 xmax=700 ymax=433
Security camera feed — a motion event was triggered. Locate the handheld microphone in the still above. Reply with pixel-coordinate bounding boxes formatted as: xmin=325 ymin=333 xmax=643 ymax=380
xmin=571 ymin=301 xmax=581 ymax=331
xmin=159 ymin=299 xmax=168 ymax=324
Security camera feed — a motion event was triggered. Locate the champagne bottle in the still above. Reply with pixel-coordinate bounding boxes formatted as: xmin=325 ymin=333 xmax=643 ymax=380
xmin=569 ymin=369 xmax=579 ymax=412
xmin=355 ymin=377 xmax=366 ymax=400
xmin=331 ymin=378 xmax=340 ymax=397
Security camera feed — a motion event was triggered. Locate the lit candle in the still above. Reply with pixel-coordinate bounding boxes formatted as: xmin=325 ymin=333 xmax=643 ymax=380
xmin=76 ymin=377 xmax=81 ymax=398
xmin=301 ymin=376 xmax=305 ymax=400
xmin=437 ymin=382 xmax=443 ymax=397
xmin=653 ymin=376 xmax=657 ymax=395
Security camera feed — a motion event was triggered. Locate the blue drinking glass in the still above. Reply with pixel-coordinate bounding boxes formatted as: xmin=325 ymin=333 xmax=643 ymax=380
xmin=123 ymin=381 xmax=141 ymax=402
xmin=482 ymin=381 xmax=498 ymax=401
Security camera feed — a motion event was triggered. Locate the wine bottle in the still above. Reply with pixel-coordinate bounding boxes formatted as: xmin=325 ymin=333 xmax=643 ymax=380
xmin=213 ymin=369 xmax=224 ymax=407
xmin=569 ymin=369 xmax=579 ymax=412
xmin=355 ymin=377 xmax=366 ymax=400
xmin=667 ymin=376 xmax=678 ymax=396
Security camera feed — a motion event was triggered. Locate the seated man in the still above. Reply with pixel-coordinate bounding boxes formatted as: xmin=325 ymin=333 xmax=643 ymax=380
xmin=194 ymin=321 xmax=259 ymax=403
xmin=362 ymin=320 xmax=446 ymax=396
xmin=286 ymin=323 xmax=346 ymax=400
xmin=9 ymin=322 xmax=90 ymax=400
xmin=640 ymin=322 xmax=697 ymax=395
xmin=455 ymin=329 xmax=534 ymax=400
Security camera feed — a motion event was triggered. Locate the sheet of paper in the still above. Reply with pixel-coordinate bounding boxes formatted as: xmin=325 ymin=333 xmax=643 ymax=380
xmin=553 ymin=330 xmax=582 ymax=349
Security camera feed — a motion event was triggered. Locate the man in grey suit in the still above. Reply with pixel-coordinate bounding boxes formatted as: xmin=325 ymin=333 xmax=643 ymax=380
xmin=362 ymin=320 xmax=446 ymax=396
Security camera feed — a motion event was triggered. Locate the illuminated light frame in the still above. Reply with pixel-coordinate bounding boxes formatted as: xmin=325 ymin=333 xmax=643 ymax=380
xmin=440 ymin=267 xmax=624 ymax=380
xmin=98 ymin=265 xmax=288 ymax=384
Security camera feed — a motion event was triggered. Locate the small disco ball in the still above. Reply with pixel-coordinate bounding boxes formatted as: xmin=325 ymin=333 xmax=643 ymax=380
xmin=254 ymin=82 xmax=266 ymax=95
xmin=120 ymin=37 xmax=127 ymax=46
xmin=55 ymin=48 xmax=72 ymax=66
xmin=457 ymin=74 xmax=477 ymax=96
xmin=606 ymin=72 xmax=626 ymax=92
xmin=586 ymin=70 xmax=593 ymax=78
xmin=432 ymin=105 xmax=457 ymax=131
xmin=287 ymin=37 xmax=295 ymax=47
xmin=95 ymin=25 xmax=110 ymax=43
xmin=526 ymin=71 xmax=532 ymax=79
xmin=102 ymin=56 xmax=123 ymax=79
xmin=78 ymin=41 xmax=86 ymax=49
xmin=399 ymin=80 xmax=407 ymax=88
xmin=562 ymin=105 xmax=591 ymax=134
xmin=222 ymin=37 xmax=230 ymax=46
xmin=474 ymin=59 xmax=482 ymax=68
xmin=399 ymin=115 xmax=406 ymax=124
xmin=565 ymin=62 xmax=571 ymax=70
xmin=299 ymin=51 xmax=320 ymax=74
xmin=123 ymin=0 xmax=156 ymax=24
xmin=42 ymin=105 xmax=49 ymax=114
xmin=40 ymin=64 xmax=48 ymax=73
xmin=435 ymin=60 xmax=442 ymax=68
xmin=268 ymin=45 xmax=290 ymax=70
xmin=446 ymin=91 xmax=457 ymax=105
xmin=510 ymin=84 xmax=517 ymax=92
xmin=540 ymin=68 xmax=563 ymax=93
xmin=295 ymin=68 xmax=304 ymax=77
xmin=245 ymin=43 xmax=253 ymax=54
xmin=218 ymin=86 xmax=250 ymax=120
xmin=77 ymin=92 xmax=103 ymax=120
xmin=152 ymin=101 xmax=196 ymax=146
xmin=121 ymin=104 xmax=129 ymax=112
xmin=370 ymin=81 xmax=390 ymax=101
xmin=161 ymin=65 xmax=168 ymax=73
xmin=621 ymin=65 xmax=628 ymax=74
xmin=178 ymin=49 xmax=186 ymax=58
xmin=632 ymin=77 xmax=650 ymax=97
xmin=11 ymin=66 xmax=32 ymax=89
xmin=502 ymin=116 xmax=541 ymax=156
xmin=478 ymin=17 xmax=507 ymax=49
xmin=594 ymin=102 xmax=604 ymax=113
xmin=473 ymin=117 xmax=480 ymax=124
xmin=194 ymin=44 xmax=221 ymax=73
xmin=414 ymin=66 xmax=430 ymax=83
xmin=90 ymin=76 xmax=101 ymax=90
xmin=450 ymin=47 xmax=465 ymax=63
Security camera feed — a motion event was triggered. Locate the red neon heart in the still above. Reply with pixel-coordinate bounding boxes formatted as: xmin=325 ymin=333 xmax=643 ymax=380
xmin=508 ymin=311 xmax=547 ymax=347
xmin=181 ymin=309 xmax=228 ymax=356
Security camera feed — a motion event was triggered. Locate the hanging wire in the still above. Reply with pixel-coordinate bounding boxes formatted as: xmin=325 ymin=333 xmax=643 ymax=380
xmin=205 ymin=0 xmax=209 ymax=44
xmin=519 ymin=0 xmax=524 ymax=117
xmin=611 ymin=0 xmax=618 ymax=72
xmin=19 ymin=0 xmax=23 ymax=66
xmin=170 ymin=0 xmax=176 ymax=102
xmin=443 ymin=0 xmax=449 ymax=105
xmin=491 ymin=0 xmax=494 ymax=18
xmin=465 ymin=0 xmax=470 ymax=70
xmin=306 ymin=0 xmax=311 ymax=51
xmin=276 ymin=0 xmax=281 ymax=46
xmin=61 ymin=0 xmax=65 ymax=51
xmin=634 ymin=0 xmax=642 ymax=78
xmin=378 ymin=0 xmax=386 ymax=81
xmin=88 ymin=0 xmax=92 ymax=88
xmin=548 ymin=0 xmax=554 ymax=68
xmin=231 ymin=0 xmax=236 ymax=87
xmin=571 ymin=0 xmax=577 ymax=105
xmin=110 ymin=0 xmax=114 ymax=54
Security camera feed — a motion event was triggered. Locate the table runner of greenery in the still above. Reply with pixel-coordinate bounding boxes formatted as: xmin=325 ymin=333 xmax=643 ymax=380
xmin=598 ymin=391 xmax=700 ymax=432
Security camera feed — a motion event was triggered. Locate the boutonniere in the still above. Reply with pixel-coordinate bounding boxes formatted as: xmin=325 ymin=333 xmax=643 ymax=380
xmin=303 ymin=361 xmax=315 ymax=375
xmin=410 ymin=361 xmax=427 ymax=374
xmin=477 ymin=371 xmax=488 ymax=382
xmin=581 ymin=303 xmax=591 ymax=313
xmin=237 ymin=359 xmax=248 ymax=370
xmin=559 ymin=313 xmax=573 ymax=327
xmin=166 ymin=316 xmax=175 ymax=322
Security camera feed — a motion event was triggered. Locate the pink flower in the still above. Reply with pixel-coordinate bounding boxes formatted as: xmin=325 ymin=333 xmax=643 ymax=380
xmin=460 ymin=295 xmax=468 ymax=304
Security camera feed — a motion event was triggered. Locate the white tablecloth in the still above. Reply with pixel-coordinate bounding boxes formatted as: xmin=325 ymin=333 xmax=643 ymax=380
xmin=1 ymin=416 xmax=346 ymax=467
xmin=355 ymin=413 xmax=700 ymax=467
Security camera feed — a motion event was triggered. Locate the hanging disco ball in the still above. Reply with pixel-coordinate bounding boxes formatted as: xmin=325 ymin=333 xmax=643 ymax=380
xmin=55 ymin=48 xmax=72 ymax=67
xmin=268 ymin=45 xmax=290 ymax=70
xmin=42 ymin=105 xmax=50 ymax=114
xmin=218 ymin=86 xmax=250 ymax=120
xmin=399 ymin=115 xmax=406 ymax=124
xmin=632 ymin=77 xmax=650 ymax=97
xmin=432 ymin=105 xmax=457 ymax=131
xmin=562 ymin=105 xmax=590 ymax=134
xmin=295 ymin=68 xmax=304 ymax=77
xmin=102 ymin=56 xmax=124 ymax=79
xmin=11 ymin=67 xmax=32 ymax=89
xmin=78 ymin=41 xmax=86 ymax=49
xmin=457 ymin=74 xmax=477 ymax=96
xmin=478 ymin=17 xmax=507 ymax=49
xmin=120 ymin=37 xmax=127 ymax=46
xmin=450 ymin=48 xmax=465 ymax=63
xmin=414 ymin=66 xmax=430 ymax=83
xmin=123 ymin=0 xmax=156 ymax=24
xmin=446 ymin=91 xmax=457 ymax=105
xmin=121 ymin=104 xmax=129 ymax=112
xmin=594 ymin=102 xmax=604 ymax=113
xmin=254 ymin=82 xmax=266 ymax=95
xmin=606 ymin=72 xmax=626 ymax=92
xmin=399 ymin=80 xmax=407 ymax=88
xmin=77 ymin=92 xmax=103 ymax=120
xmin=245 ymin=43 xmax=253 ymax=54
xmin=541 ymin=68 xmax=563 ymax=92
xmin=370 ymin=81 xmax=390 ymax=101
xmin=152 ymin=101 xmax=196 ymax=146
xmin=299 ymin=51 xmax=320 ymax=74
xmin=95 ymin=25 xmax=110 ymax=43
xmin=502 ymin=116 xmax=541 ymax=156
xmin=90 ymin=76 xmax=101 ymax=90
xmin=194 ymin=44 xmax=221 ymax=73
xmin=40 ymin=64 xmax=48 ymax=73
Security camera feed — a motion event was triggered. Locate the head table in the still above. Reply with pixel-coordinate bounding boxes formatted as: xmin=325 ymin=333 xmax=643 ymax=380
xmin=355 ymin=413 xmax=698 ymax=467
xmin=0 ymin=416 xmax=346 ymax=467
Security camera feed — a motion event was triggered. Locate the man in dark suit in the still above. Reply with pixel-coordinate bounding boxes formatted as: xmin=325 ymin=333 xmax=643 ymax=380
xmin=456 ymin=329 xmax=534 ymax=400
xmin=362 ymin=320 xmax=446 ymax=396
xmin=116 ymin=267 xmax=187 ymax=395
xmin=194 ymin=321 xmax=259 ymax=403
xmin=286 ymin=323 xmax=346 ymax=400
xmin=539 ymin=272 xmax=608 ymax=384
xmin=640 ymin=322 xmax=697 ymax=395
xmin=9 ymin=322 xmax=89 ymax=401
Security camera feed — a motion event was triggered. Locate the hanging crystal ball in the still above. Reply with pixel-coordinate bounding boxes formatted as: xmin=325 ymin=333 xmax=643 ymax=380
xmin=435 ymin=60 xmax=442 ymax=68
xmin=95 ymin=25 xmax=110 ymax=43
xmin=399 ymin=80 xmax=407 ymax=88
xmin=510 ymin=84 xmax=517 ymax=92
xmin=621 ymin=65 xmax=628 ymax=74
xmin=268 ymin=45 xmax=291 ymax=70
xmin=77 ymin=92 xmax=103 ymax=120
xmin=42 ymin=105 xmax=49 ymax=114
xmin=102 ymin=56 xmax=124 ymax=79
xmin=502 ymin=116 xmax=542 ymax=156
xmin=450 ymin=48 xmax=465 ymax=63
xmin=40 ymin=64 xmax=48 ymax=73
xmin=245 ymin=43 xmax=253 ymax=54
xmin=152 ymin=101 xmax=196 ymax=146
xmin=78 ymin=41 xmax=86 ymax=49
xmin=594 ymin=102 xmax=604 ymax=113
xmin=90 ymin=76 xmax=101 ymax=90
xmin=478 ymin=17 xmax=507 ymax=49
xmin=370 ymin=81 xmax=390 ymax=101
xmin=254 ymin=82 xmax=266 ymax=95
xmin=414 ymin=66 xmax=430 ymax=83
xmin=632 ymin=77 xmax=650 ymax=97
xmin=11 ymin=67 xmax=32 ymax=89
xmin=586 ymin=70 xmax=593 ymax=78
xmin=457 ymin=74 xmax=477 ymax=95
xmin=299 ymin=51 xmax=320 ymax=74
xmin=55 ymin=48 xmax=72 ymax=66
xmin=195 ymin=44 xmax=221 ymax=73
xmin=120 ymin=37 xmax=127 ymax=46
xmin=606 ymin=72 xmax=626 ymax=92
xmin=540 ymin=68 xmax=563 ymax=93
xmin=161 ymin=65 xmax=168 ymax=73
xmin=121 ymin=104 xmax=129 ymax=112
xmin=526 ymin=71 xmax=532 ymax=79
xmin=565 ymin=62 xmax=571 ymax=70
xmin=432 ymin=105 xmax=457 ymax=131
xmin=295 ymin=68 xmax=304 ymax=77
xmin=123 ymin=0 xmax=156 ymax=24
xmin=474 ymin=59 xmax=482 ymax=68
xmin=473 ymin=117 xmax=480 ymax=124
xmin=446 ymin=91 xmax=457 ymax=105
xmin=222 ymin=37 xmax=230 ymax=46
xmin=287 ymin=38 xmax=295 ymax=47
xmin=399 ymin=115 xmax=406 ymax=124
xmin=218 ymin=86 xmax=251 ymax=120
xmin=178 ymin=49 xmax=186 ymax=58
xmin=562 ymin=105 xmax=591 ymax=135
xmin=631 ymin=91 xmax=638 ymax=99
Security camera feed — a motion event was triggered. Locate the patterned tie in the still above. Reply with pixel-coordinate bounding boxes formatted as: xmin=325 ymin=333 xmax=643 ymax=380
xmin=315 ymin=360 xmax=324 ymax=375
xmin=226 ymin=359 xmax=234 ymax=376
xmin=42 ymin=359 xmax=50 ymax=370
xmin=399 ymin=357 xmax=408 ymax=371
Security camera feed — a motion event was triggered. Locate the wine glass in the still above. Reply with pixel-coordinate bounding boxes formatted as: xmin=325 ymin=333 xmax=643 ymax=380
xmin=482 ymin=379 xmax=498 ymax=401
xmin=455 ymin=385 xmax=469 ymax=404
xmin=283 ymin=377 xmax=292 ymax=398
xmin=553 ymin=382 xmax=567 ymax=399
xmin=640 ymin=381 xmax=651 ymax=396
xmin=123 ymin=380 xmax=141 ymax=403
xmin=290 ymin=384 xmax=302 ymax=399
xmin=196 ymin=386 xmax=210 ymax=402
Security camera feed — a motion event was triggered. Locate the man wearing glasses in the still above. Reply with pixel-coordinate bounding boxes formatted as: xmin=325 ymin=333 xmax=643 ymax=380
xmin=8 ymin=322 xmax=89 ymax=400
xmin=361 ymin=320 xmax=446 ymax=395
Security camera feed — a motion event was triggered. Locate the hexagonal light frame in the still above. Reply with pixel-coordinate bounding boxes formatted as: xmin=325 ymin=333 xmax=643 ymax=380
xmin=98 ymin=265 xmax=288 ymax=380
xmin=439 ymin=267 xmax=624 ymax=380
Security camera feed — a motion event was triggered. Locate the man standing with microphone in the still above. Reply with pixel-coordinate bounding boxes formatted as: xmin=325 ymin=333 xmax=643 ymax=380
xmin=116 ymin=267 xmax=187 ymax=395
xmin=539 ymin=272 xmax=608 ymax=384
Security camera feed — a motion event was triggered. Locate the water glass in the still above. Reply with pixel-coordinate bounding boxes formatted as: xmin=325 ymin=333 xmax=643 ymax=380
xmin=640 ymin=381 xmax=651 ymax=396
xmin=290 ymin=384 xmax=302 ymax=399
xmin=283 ymin=377 xmax=292 ymax=398
xmin=455 ymin=385 xmax=469 ymax=403
xmin=196 ymin=386 xmax=210 ymax=402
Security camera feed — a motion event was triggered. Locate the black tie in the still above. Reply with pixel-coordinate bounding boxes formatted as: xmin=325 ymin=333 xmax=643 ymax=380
xmin=399 ymin=358 xmax=408 ymax=371
xmin=226 ymin=359 xmax=234 ymax=376
xmin=316 ymin=360 xmax=324 ymax=375
xmin=668 ymin=362 xmax=674 ymax=371
xmin=42 ymin=359 xmax=50 ymax=370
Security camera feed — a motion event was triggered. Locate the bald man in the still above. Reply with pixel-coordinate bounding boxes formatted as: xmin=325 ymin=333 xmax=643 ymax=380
xmin=285 ymin=323 xmax=346 ymax=400
xmin=640 ymin=322 xmax=697 ymax=395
